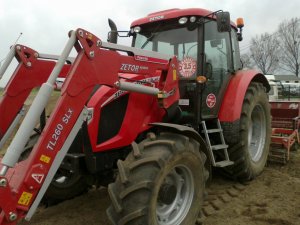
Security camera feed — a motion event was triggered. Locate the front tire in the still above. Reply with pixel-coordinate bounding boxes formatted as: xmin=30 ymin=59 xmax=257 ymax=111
xmin=222 ymin=82 xmax=271 ymax=180
xmin=45 ymin=163 xmax=88 ymax=200
xmin=107 ymin=132 xmax=207 ymax=225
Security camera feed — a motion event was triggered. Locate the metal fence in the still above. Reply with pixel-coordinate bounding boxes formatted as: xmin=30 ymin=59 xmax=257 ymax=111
xmin=279 ymin=84 xmax=300 ymax=100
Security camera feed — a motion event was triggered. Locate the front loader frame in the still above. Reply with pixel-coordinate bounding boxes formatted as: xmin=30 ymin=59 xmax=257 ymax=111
xmin=0 ymin=28 xmax=179 ymax=224
xmin=0 ymin=45 xmax=71 ymax=149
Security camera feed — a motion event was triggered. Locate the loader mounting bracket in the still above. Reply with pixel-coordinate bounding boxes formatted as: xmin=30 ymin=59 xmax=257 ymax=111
xmin=0 ymin=177 xmax=17 ymax=223
xmin=75 ymin=29 xmax=102 ymax=59
xmin=15 ymin=45 xmax=38 ymax=68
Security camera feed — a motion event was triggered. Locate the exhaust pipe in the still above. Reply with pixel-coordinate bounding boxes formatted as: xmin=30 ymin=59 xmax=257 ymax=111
xmin=107 ymin=18 xmax=118 ymax=44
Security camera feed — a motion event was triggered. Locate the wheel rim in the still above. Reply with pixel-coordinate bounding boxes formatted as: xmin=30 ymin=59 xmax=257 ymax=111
xmin=248 ymin=104 xmax=266 ymax=162
xmin=156 ymin=165 xmax=194 ymax=225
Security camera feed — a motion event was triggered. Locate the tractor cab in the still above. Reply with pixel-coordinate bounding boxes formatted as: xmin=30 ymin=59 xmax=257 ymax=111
xmin=129 ymin=8 xmax=243 ymax=127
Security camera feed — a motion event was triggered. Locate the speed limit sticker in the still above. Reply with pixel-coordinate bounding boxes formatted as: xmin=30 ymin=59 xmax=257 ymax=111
xmin=179 ymin=57 xmax=197 ymax=78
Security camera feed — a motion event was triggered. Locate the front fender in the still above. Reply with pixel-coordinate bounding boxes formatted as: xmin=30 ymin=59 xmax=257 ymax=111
xmin=150 ymin=122 xmax=210 ymax=159
xmin=218 ymin=70 xmax=270 ymax=122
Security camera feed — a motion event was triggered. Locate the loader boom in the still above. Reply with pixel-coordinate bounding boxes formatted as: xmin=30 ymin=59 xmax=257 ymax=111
xmin=0 ymin=45 xmax=71 ymax=148
xmin=0 ymin=28 xmax=179 ymax=224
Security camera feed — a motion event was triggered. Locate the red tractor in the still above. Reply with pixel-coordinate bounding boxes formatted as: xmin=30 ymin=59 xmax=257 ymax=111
xmin=0 ymin=8 xmax=270 ymax=225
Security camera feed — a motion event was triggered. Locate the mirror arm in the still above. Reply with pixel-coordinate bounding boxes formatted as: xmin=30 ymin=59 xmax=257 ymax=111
xmin=237 ymin=27 xmax=243 ymax=41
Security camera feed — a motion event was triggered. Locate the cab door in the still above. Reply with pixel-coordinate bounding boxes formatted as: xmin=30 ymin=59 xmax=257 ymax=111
xmin=201 ymin=21 xmax=233 ymax=119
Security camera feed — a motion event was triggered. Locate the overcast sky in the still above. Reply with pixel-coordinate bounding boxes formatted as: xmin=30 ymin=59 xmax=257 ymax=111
xmin=1 ymin=0 xmax=300 ymax=83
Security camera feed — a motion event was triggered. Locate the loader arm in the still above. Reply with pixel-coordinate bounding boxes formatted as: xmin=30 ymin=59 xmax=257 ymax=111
xmin=0 ymin=45 xmax=71 ymax=147
xmin=0 ymin=28 xmax=179 ymax=224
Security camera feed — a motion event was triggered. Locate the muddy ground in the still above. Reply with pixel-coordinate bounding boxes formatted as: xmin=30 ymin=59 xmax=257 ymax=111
xmin=2 ymin=92 xmax=300 ymax=225
xmin=16 ymin=146 xmax=300 ymax=225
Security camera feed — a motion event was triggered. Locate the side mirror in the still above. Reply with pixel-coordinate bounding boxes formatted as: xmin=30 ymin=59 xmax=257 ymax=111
xmin=216 ymin=12 xmax=231 ymax=32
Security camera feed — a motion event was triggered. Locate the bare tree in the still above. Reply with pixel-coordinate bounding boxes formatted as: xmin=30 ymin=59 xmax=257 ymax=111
xmin=277 ymin=18 xmax=300 ymax=77
xmin=240 ymin=53 xmax=253 ymax=69
xmin=249 ymin=33 xmax=280 ymax=74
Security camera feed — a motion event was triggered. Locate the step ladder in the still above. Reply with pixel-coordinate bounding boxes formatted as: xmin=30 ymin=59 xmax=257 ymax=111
xmin=201 ymin=119 xmax=234 ymax=167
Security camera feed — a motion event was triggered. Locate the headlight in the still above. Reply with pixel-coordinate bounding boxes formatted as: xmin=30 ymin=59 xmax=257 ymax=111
xmin=178 ymin=17 xmax=188 ymax=25
xmin=133 ymin=26 xmax=141 ymax=33
xmin=190 ymin=16 xmax=197 ymax=23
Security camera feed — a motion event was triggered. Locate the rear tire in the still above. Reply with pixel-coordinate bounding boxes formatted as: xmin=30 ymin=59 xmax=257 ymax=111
xmin=222 ymin=82 xmax=271 ymax=180
xmin=107 ymin=132 xmax=207 ymax=225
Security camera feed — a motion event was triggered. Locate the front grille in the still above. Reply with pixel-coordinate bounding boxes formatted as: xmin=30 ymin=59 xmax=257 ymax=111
xmin=97 ymin=94 xmax=129 ymax=144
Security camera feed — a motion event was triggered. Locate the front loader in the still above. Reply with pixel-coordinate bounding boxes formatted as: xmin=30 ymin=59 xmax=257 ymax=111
xmin=0 ymin=8 xmax=271 ymax=225
xmin=0 ymin=45 xmax=71 ymax=149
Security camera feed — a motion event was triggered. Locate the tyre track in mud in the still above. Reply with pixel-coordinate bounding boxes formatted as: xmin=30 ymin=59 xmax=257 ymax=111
xmin=7 ymin=148 xmax=296 ymax=225
xmin=196 ymin=177 xmax=248 ymax=224
xmin=19 ymin=157 xmax=300 ymax=225
xmin=18 ymin=173 xmax=249 ymax=225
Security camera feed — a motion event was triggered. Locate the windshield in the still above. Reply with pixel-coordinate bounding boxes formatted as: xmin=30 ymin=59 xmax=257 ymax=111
xmin=133 ymin=26 xmax=198 ymax=61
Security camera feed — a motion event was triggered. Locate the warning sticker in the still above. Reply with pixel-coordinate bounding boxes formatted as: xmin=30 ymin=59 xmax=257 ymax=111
xmin=18 ymin=192 xmax=33 ymax=206
xmin=206 ymin=93 xmax=217 ymax=108
xmin=40 ymin=154 xmax=51 ymax=164
xmin=179 ymin=57 xmax=197 ymax=78
xmin=32 ymin=173 xmax=44 ymax=184
xmin=173 ymin=69 xmax=177 ymax=81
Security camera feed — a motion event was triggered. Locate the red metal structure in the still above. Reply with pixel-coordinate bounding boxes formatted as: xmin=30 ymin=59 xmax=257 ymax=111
xmin=269 ymin=101 xmax=300 ymax=163
xmin=0 ymin=46 xmax=71 ymax=147
xmin=0 ymin=8 xmax=271 ymax=225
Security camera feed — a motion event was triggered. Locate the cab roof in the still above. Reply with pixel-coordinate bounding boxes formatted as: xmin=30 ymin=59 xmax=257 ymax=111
xmin=131 ymin=8 xmax=237 ymax=29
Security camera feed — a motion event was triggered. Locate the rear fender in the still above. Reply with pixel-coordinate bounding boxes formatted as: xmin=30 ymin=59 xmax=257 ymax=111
xmin=218 ymin=70 xmax=270 ymax=122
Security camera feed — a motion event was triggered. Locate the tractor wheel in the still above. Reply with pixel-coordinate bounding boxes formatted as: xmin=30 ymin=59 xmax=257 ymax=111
xmin=45 ymin=164 xmax=88 ymax=201
xmin=107 ymin=132 xmax=207 ymax=225
xmin=222 ymin=82 xmax=271 ymax=180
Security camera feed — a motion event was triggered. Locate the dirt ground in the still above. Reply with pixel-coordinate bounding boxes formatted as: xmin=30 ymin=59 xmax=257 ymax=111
xmin=17 ymin=146 xmax=300 ymax=225
xmin=2 ymin=92 xmax=300 ymax=225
